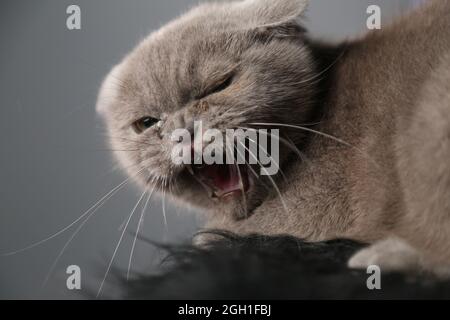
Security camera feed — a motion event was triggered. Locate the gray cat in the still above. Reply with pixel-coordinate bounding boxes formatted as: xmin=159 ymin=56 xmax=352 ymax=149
xmin=97 ymin=0 xmax=450 ymax=275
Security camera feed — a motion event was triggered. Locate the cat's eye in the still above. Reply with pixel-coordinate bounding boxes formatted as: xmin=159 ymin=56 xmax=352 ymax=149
xmin=211 ymin=75 xmax=233 ymax=94
xmin=201 ymin=74 xmax=234 ymax=98
xmin=132 ymin=116 xmax=159 ymax=134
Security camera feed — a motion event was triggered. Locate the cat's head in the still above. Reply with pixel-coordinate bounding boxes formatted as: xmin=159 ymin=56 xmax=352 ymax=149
xmin=97 ymin=0 xmax=316 ymax=218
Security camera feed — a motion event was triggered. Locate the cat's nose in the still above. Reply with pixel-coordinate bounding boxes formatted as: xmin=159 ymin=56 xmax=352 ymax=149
xmin=170 ymin=113 xmax=185 ymax=130
xmin=160 ymin=112 xmax=194 ymax=138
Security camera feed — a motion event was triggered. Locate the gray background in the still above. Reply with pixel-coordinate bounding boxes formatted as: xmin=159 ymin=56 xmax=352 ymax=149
xmin=0 ymin=0 xmax=420 ymax=299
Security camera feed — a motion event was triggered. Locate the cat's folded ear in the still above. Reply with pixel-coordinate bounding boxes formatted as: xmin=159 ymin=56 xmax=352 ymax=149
xmin=237 ymin=0 xmax=309 ymax=37
xmin=96 ymin=64 xmax=122 ymax=117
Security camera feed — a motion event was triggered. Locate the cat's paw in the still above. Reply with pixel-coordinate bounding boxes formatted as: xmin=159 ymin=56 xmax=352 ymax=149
xmin=348 ymin=237 xmax=422 ymax=272
xmin=192 ymin=231 xmax=227 ymax=248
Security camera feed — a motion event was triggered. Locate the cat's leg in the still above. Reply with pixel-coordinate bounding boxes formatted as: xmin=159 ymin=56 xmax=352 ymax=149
xmin=192 ymin=230 xmax=226 ymax=247
xmin=348 ymin=237 xmax=450 ymax=277
xmin=348 ymin=237 xmax=424 ymax=272
xmin=383 ymin=57 xmax=450 ymax=277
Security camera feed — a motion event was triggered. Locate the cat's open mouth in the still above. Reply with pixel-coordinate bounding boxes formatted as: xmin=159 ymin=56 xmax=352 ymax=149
xmin=188 ymin=164 xmax=250 ymax=200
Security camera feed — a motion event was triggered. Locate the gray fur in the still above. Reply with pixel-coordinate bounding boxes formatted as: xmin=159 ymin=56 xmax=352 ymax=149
xmin=97 ymin=0 xmax=450 ymax=274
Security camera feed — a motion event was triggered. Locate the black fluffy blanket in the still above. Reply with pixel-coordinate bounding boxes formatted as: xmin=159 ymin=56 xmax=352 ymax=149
xmin=120 ymin=231 xmax=450 ymax=299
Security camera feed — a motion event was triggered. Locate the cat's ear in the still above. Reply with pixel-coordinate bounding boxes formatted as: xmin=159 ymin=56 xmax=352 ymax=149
xmin=237 ymin=0 xmax=309 ymax=39
xmin=96 ymin=64 xmax=122 ymax=117
xmin=240 ymin=0 xmax=309 ymax=27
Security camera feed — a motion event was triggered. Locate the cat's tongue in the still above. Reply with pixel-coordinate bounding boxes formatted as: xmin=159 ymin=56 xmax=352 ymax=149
xmin=193 ymin=164 xmax=249 ymax=198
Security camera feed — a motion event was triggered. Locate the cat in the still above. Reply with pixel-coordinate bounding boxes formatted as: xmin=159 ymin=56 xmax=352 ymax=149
xmin=97 ymin=0 xmax=450 ymax=276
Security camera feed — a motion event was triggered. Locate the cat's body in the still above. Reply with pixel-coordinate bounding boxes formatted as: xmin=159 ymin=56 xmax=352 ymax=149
xmin=97 ymin=0 xmax=450 ymax=274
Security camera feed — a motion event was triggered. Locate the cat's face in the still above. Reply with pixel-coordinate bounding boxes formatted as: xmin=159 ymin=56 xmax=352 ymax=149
xmin=97 ymin=0 xmax=315 ymax=218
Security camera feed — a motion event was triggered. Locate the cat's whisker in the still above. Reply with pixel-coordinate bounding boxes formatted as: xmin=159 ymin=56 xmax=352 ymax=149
xmin=246 ymin=136 xmax=288 ymax=184
xmin=236 ymin=163 xmax=248 ymax=218
xmin=281 ymin=134 xmax=328 ymax=195
xmin=233 ymin=143 xmax=272 ymax=192
xmin=296 ymin=48 xmax=347 ymax=85
xmin=162 ymin=187 xmax=169 ymax=233
xmin=237 ymin=141 xmax=290 ymax=216
xmin=236 ymin=126 xmax=292 ymax=181
xmin=265 ymin=128 xmax=312 ymax=167
xmin=225 ymin=142 xmax=248 ymax=218
xmin=97 ymin=189 xmax=148 ymax=298
xmin=241 ymin=126 xmax=326 ymax=195
xmin=249 ymin=122 xmax=353 ymax=147
xmin=42 ymin=179 xmax=129 ymax=287
xmin=238 ymin=126 xmax=309 ymax=165
xmin=41 ymin=168 xmax=147 ymax=285
xmin=118 ymin=213 xmax=128 ymax=233
xmin=115 ymin=162 xmax=171 ymax=191
xmin=120 ymin=161 xmax=152 ymax=175
xmin=162 ymin=172 xmax=179 ymax=196
xmin=251 ymin=122 xmax=380 ymax=168
xmin=0 ymin=172 xmax=142 ymax=257
xmin=127 ymin=188 xmax=154 ymax=281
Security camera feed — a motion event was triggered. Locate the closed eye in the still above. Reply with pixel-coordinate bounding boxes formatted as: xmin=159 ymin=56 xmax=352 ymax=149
xmin=200 ymin=74 xmax=234 ymax=99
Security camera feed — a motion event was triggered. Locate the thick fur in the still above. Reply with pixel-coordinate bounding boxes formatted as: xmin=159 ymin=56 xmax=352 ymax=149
xmin=119 ymin=232 xmax=450 ymax=299
xmin=97 ymin=0 xmax=450 ymax=274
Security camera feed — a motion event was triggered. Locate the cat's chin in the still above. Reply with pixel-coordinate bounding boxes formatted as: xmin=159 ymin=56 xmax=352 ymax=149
xmin=169 ymin=163 xmax=257 ymax=220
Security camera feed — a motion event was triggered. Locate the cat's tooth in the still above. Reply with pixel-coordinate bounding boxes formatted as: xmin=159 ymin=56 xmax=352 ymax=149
xmin=187 ymin=165 xmax=194 ymax=175
xmin=193 ymin=164 xmax=205 ymax=170
xmin=210 ymin=191 xmax=219 ymax=201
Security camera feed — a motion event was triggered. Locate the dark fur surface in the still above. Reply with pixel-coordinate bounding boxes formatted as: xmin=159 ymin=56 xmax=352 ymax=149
xmin=118 ymin=231 xmax=450 ymax=299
